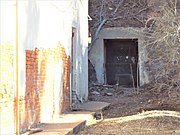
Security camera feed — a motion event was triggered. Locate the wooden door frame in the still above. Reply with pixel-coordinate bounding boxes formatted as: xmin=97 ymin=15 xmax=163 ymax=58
xmin=70 ymin=27 xmax=77 ymax=109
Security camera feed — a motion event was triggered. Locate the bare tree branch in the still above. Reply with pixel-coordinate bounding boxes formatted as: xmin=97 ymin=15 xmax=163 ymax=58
xmin=88 ymin=18 xmax=108 ymax=52
xmin=113 ymin=0 xmax=124 ymax=15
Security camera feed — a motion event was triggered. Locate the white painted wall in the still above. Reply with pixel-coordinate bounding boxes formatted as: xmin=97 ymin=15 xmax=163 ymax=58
xmin=0 ymin=0 xmax=88 ymax=104
xmin=0 ymin=1 xmax=18 ymax=99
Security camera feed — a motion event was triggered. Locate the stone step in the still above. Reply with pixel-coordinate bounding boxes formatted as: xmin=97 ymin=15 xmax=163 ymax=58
xmin=77 ymin=101 xmax=111 ymax=120
xmin=78 ymin=101 xmax=111 ymax=112
xmin=22 ymin=101 xmax=110 ymax=135
xmin=26 ymin=111 xmax=95 ymax=135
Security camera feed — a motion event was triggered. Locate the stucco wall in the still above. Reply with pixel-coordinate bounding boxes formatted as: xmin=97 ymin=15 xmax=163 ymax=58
xmin=89 ymin=27 xmax=149 ymax=86
xmin=1 ymin=0 xmax=88 ymax=103
xmin=0 ymin=0 xmax=88 ymax=134
xmin=20 ymin=0 xmax=88 ymax=102
xmin=0 ymin=2 xmax=16 ymax=134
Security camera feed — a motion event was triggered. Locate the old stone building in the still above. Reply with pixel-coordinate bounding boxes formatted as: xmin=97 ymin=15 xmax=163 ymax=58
xmin=88 ymin=0 xmax=180 ymax=88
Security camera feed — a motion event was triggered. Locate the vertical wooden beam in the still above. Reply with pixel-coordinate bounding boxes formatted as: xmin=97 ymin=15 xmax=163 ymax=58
xmin=15 ymin=0 xmax=19 ymax=134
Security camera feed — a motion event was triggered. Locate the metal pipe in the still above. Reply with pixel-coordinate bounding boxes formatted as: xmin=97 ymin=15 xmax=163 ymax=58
xmin=15 ymin=0 xmax=19 ymax=134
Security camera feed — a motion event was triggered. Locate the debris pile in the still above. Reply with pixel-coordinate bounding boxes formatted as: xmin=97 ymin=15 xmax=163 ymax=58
xmin=88 ymin=83 xmax=116 ymax=101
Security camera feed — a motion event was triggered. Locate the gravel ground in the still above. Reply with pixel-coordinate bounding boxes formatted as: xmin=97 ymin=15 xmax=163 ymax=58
xmin=78 ymin=83 xmax=180 ymax=135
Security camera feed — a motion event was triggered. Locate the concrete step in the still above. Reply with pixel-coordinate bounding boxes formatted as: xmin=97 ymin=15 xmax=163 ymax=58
xmin=29 ymin=111 xmax=95 ymax=135
xmin=77 ymin=101 xmax=111 ymax=112
xmin=77 ymin=101 xmax=111 ymax=119
xmin=22 ymin=101 xmax=110 ymax=135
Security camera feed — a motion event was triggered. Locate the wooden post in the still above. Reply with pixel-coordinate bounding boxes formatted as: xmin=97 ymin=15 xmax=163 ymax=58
xmin=136 ymin=63 xmax=139 ymax=94
xmin=130 ymin=64 xmax=136 ymax=92
xmin=15 ymin=0 xmax=19 ymax=134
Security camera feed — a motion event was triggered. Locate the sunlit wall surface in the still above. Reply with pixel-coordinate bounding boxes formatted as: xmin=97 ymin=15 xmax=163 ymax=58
xmin=0 ymin=0 xmax=88 ymax=134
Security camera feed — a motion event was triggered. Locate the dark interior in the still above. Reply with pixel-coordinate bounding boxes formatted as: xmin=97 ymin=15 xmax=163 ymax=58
xmin=105 ymin=39 xmax=139 ymax=87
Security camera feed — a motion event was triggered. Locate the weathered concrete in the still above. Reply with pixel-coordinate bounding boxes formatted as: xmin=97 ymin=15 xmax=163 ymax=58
xmin=23 ymin=111 xmax=95 ymax=135
xmin=24 ymin=101 xmax=111 ymax=135
xmin=78 ymin=101 xmax=111 ymax=112
xmin=89 ymin=27 xmax=150 ymax=86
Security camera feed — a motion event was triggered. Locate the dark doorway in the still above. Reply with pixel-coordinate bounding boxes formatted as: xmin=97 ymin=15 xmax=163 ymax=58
xmin=105 ymin=39 xmax=139 ymax=87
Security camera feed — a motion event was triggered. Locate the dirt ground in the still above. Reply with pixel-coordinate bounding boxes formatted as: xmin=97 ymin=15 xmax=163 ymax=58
xmin=78 ymin=83 xmax=180 ymax=135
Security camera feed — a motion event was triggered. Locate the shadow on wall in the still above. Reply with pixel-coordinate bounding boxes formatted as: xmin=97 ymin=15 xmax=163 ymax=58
xmin=72 ymin=5 xmax=88 ymax=102
xmin=60 ymin=45 xmax=70 ymax=113
xmin=53 ymin=59 xmax=64 ymax=117
xmin=24 ymin=0 xmax=40 ymax=49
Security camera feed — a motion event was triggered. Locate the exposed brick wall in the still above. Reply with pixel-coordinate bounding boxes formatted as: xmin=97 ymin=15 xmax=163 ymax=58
xmin=0 ymin=42 xmax=71 ymax=134
xmin=0 ymin=43 xmax=15 ymax=134
xmin=21 ymin=43 xmax=70 ymax=132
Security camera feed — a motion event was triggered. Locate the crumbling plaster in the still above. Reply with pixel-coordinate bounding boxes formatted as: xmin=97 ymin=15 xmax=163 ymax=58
xmin=0 ymin=0 xmax=88 ymax=105
xmin=89 ymin=27 xmax=149 ymax=86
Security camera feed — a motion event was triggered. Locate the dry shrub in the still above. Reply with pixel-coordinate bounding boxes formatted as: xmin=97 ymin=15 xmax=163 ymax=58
xmin=89 ymin=0 xmax=180 ymax=96
xmin=144 ymin=1 xmax=180 ymax=95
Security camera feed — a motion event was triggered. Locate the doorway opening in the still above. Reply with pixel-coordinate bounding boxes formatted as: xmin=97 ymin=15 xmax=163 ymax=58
xmin=104 ymin=39 xmax=139 ymax=87
xmin=70 ymin=28 xmax=77 ymax=109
